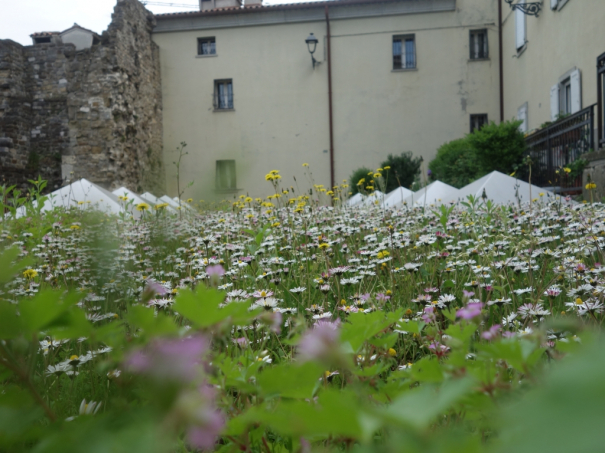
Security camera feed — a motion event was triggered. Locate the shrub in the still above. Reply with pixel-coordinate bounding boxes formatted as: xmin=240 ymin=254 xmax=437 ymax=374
xmin=428 ymin=138 xmax=483 ymax=188
xmin=429 ymin=120 xmax=527 ymax=188
xmin=349 ymin=166 xmax=373 ymax=195
xmin=467 ymin=119 xmax=526 ymax=175
xmin=380 ymin=152 xmax=423 ymax=193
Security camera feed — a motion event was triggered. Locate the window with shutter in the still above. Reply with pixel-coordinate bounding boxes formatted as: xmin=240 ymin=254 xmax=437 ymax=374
xmin=570 ymin=69 xmax=582 ymax=113
xmin=550 ymin=85 xmax=560 ymax=121
xmin=216 ymin=160 xmax=237 ymax=190
xmin=517 ymin=103 xmax=528 ymax=133
xmin=515 ymin=0 xmax=527 ymax=51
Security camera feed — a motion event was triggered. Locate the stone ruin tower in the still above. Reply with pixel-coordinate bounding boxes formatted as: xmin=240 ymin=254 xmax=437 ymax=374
xmin=0 ymin=0 xmax=165 ymax=193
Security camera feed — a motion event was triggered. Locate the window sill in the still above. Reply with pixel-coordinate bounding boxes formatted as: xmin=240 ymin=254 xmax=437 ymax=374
xmin=213 ymin=108 xmax=235 ymax=112
xmin=196 ymin=54 xmax=218 ymax=58
xmin=215 ymin=188 xmax=242 ymax=194
xmin=391 ymin=68 xmax=417 ymax=72
xmin=515 ymin=43 xmax=527 ymax=57
xmin=469 ymin=57 xmax=490 ymax=62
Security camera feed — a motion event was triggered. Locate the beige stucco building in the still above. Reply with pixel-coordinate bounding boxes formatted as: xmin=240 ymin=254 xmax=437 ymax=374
xmin=152 ymin=0 xmax=501 ymax=199
xmin=501 ymin=0 xmax=605 ymax=133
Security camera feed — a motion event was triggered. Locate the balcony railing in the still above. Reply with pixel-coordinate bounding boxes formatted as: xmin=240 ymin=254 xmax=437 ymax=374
xmin=524 ymin=104 xmax=595 ymax=189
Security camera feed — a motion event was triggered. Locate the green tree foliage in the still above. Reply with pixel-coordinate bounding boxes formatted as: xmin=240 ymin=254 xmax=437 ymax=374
xmin=380 ymin=152 xmax=423 ymax=192
xmin=467 ymin=119 xmax=526 ymax=175
xmin=429 ymin=120 xmax=526 ymax=188
xmin=349 ymin=166 xmax=372 ymax=195
xmin=428 ymin=138 xmax=483 ymax=189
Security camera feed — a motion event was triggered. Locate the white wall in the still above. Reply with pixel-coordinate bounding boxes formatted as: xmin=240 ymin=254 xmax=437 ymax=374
xmin=153 ymin=0 xmax=499 ymax=200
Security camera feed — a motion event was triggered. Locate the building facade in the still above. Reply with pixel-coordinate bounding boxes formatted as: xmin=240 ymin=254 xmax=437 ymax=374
xmin=153 ymin=0 xmax=500 ymax=199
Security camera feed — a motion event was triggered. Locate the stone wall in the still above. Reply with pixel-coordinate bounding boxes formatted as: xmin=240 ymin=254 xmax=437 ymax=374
xmin=0 ymin=0 xmax=164 ymax=194
xmin=582 ymin=149 xmax=605 ymax=201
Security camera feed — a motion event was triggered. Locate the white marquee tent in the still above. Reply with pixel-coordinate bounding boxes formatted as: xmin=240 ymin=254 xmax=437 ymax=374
xmin=384 ymin=187 xmax=414 ymax=208
xmin=111 ymin=186 xmax=151 ymax=219
xmin=140 ymin=192 xmax=178 ymax=212
xmin=404 ymin=181 xmax=460 ymax=208
xmin=457 ymin=171 xmax=550 ymax=206
xmin=360 ymin=190 xmax=386 ymax=207
xmin=16 ymin=178 xmax=123 ymax=218
xmin=347 ymin=193 xmax=364 ymax=206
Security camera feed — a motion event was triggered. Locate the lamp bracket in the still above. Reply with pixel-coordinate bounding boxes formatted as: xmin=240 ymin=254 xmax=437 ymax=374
xmin=505 ymin=0 xmax=542 ymax=17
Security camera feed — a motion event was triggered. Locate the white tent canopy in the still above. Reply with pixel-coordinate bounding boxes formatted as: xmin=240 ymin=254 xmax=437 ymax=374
xmin=140 ymin=192 xmax=177 ymax=213
xmin=384 ymin=186 xmax=414 ymax=208
xmin=38 ymin=178 xmax=123 ymax=216
xmin=404 ymin=181 xmax=460 ymax=208
xmin=360 ymin=190 xmax=386 ymax=207
xmin=347 ymin=193 xmax=364 ymax=206
xmin=457 ymin=171 xmax=549 ymax=206
xmin=111 ymin=187 xmax=150 ymax=219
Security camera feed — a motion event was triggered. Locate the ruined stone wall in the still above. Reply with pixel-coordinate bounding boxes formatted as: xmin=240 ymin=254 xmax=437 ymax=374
xmin=0 ymin=40 xmax=34 ymax=187
xmin=0 ymin=0 xmax=164 ymax=194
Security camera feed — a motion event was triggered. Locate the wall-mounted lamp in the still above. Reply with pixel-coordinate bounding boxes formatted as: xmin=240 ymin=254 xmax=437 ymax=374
xmin=305 ymin=33 xmax=320 ymax=69
xmin=504 ymin=0 xmax=542 ymax=17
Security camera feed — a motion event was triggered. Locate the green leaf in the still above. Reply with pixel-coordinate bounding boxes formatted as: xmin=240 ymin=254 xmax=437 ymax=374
xmin=341 ymin=310 xmax=401 ymax=353
xmin=369 ymin=333 xmax=398 ymax=349
xmin=0 ymin=301 xmax=22 ymax=339
xmin=124 ymin=305 xmax=178 ymax=338
xmin=257 ymin=362 xmax=323 ymax=399
xmin=0 ymin=246 xmax=33 ymax=285
xmin=18 ymin=290 xmax=78 ymax=335
xmin=385 ymin=378 xmax=474 ymax=430
xmin=409 ymin=357 xmax=444 ymax=383
xmin=174 ymin=287 xmax=258 ymax=328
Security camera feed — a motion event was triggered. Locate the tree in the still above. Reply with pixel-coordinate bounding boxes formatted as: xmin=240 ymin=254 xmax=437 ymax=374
xmin=466 ymin=119 xmax=526 ymax=175
xmin=429 ymin=138 xmax=483 ymax=188
xmin=380 ymin=152 xmax=423 ymax=193
xmin=349 ymin=167 xmax=373 ymax=195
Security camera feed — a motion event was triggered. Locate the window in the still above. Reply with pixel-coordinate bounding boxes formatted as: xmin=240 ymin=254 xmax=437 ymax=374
xmin=470 ymin=114 xmax=488 ymax=133
xmin=515 ymin=0 xmax=527 ymax=51
xmin=517 ymin=103 xmax=528 ymax=133
xmin=33 ymin=37 xmax=51 ymax=44
xmin=393 ymin=35 xmax=416 ymax=70
xmin=214 ymin=80 xmax=233 ymax=110
xmin=216 ymin=160 xmax=236 ymax=190
xmin=559 ymin=77 xmax=572 ymax=115
xmin=198 ymin=37 xmax=216 ymax=55
xmin=550 ymin=69 xmax=582 ymax=120
xmin=469 ymin=30 xmax=488 ymax=60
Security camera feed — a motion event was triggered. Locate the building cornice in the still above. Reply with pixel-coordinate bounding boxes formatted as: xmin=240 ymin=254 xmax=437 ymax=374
xmin=152 ymin=0 xmax=456 ymax=33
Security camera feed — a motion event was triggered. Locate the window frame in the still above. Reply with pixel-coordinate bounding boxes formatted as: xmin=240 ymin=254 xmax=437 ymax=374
xmin=392 ymin=34 xmax=416 ymax=71
xmin=215 ymin=160 xmax=237 ymax=192
xmin=470 ymin=114 xmax=488 ymax=133
xmin=213 ymin=79 xmax=234 ymax=111
xmin=197 ymin=37 xmax=216 ymax=56
xmin=559 ymin=77 xmax=572 ymax=115
xmin=469 ymin=29 xmax=488 ymax=60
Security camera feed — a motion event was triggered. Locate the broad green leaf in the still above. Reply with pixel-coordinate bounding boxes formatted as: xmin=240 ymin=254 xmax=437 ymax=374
xmin=385 ymin=377 xmax=474 ymax=430
xmin=409 ymin=357 xmax=444 ymax=383
xmin=257 ymin=362 xmax=323 ymax=399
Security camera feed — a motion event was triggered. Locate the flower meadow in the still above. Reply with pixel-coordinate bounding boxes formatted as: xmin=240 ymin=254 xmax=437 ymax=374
xmin=2 ymin=174 xmax=605 ymax=453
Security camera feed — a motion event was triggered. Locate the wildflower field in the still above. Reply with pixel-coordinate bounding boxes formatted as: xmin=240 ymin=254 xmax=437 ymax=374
xmin=1 ymin=174 xmax=605 ymax=453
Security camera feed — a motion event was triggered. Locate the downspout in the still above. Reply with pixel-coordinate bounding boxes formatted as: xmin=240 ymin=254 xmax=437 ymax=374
xmin=498 ymin=0 xmax=504 ymax=122
xmin=325 ymin=5 xmax=335 ymax=189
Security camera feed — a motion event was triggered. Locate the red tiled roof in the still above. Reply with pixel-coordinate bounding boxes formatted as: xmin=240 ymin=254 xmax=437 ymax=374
xmin=30 ymin=32 xmax=60 ymax=37
xmin=155 ymin=0 xmax=407 ymax=19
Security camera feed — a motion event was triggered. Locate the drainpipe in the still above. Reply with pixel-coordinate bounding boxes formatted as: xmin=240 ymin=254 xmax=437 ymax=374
xmin=498 ymin=0 xmax=504 ymax=122
xmin=326 ymin=5 xmax=335 ymax=189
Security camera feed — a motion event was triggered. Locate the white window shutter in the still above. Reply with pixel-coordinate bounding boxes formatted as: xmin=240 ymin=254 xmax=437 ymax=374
xmin=550 ymin=84 xmax=560 ymax=120
xmin=551 ymin=0 xmax=558 ymax=10
xmin=517 ymin=104 xmax=528 ymax=133
xmin=570 ymin=69 xmax=582 ymax=113
xmin=515 ymin=1 xmax=526 ymax=50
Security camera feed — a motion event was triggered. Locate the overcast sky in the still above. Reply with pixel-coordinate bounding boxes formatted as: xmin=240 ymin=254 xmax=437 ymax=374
xmin=1 ymin=0 xmax=324 ymax=46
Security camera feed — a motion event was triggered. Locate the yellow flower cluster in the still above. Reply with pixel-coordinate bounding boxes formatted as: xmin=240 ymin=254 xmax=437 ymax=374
xmin=586 ymin=182 xmax=597 ymax=190
xmin=136 ymin=202 xmax=150 ymax=211
xmin=265 ymin=170 xmax=281 ymax=181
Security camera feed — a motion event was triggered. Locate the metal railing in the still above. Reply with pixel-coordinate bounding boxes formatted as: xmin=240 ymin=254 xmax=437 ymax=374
xmin=524 ymin=104 xmax=595 ymax=189
xmin=597 ymin=52 xmax=605 ymax=148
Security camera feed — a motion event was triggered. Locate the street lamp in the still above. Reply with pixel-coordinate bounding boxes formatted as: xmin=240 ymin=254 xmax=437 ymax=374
xmin=305 ymin=33 xmax=320 ymax=69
